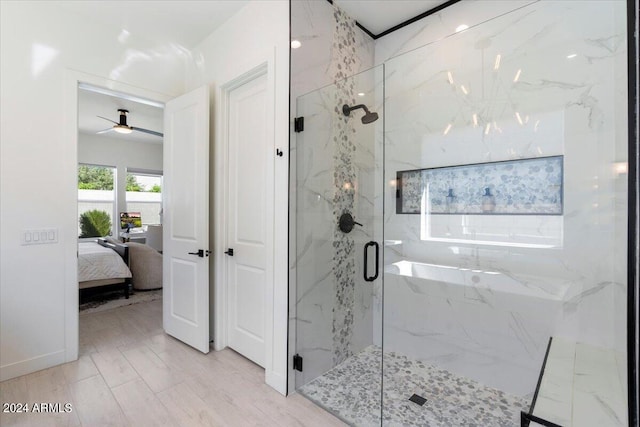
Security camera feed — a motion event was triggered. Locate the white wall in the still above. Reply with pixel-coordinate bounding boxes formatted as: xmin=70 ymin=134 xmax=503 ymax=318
xmin=78 ymin=133 xmax=163 ymax=235
xmin=0 ymin=1 xmax=186 ymax=381
xmin=186 ymin=0 xmax=290 ymax=394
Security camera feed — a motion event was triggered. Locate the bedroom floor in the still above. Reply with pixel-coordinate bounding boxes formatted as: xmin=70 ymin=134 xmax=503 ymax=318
xmin=0 ymin=300 xmax=344 ymax=427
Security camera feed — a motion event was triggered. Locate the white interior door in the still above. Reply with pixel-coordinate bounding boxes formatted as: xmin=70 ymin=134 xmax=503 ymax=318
xmin=227 ymin=72 xmax=273 ymax=367
xmin=163 ymin=85 xmax=210 ymax=353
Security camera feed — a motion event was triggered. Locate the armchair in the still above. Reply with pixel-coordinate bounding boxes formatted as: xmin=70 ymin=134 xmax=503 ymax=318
xmin=127 ymin=242 xmax=163 ymax=290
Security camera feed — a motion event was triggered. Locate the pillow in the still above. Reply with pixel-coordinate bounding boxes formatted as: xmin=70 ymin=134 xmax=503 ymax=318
xmin=103 ymin=236 xmax=121 ymax=245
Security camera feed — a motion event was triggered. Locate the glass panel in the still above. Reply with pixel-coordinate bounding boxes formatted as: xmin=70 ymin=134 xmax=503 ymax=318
xmin=383 ymin=1 xmax=627 ymax=426
xmin=77 ymin=164 xmax=116 ymax=237
xmin=126 ymin=173 xmax=163 ymax=226
xmin=294 ymin=65 xmax=384 ymax=424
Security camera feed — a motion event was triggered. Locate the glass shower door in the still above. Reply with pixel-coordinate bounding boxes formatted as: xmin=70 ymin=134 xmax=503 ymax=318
xmin=293 ymin=65 xmax=384 ymax=425
xmin=382 ymin=1 xmax=628 ymax=426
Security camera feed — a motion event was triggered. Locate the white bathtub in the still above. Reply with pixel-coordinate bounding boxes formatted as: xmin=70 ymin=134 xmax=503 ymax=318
xmin=386 ymin=260 xmax=569 ymax=301
xmin=382 ymin=260 xmax=567 ymax=397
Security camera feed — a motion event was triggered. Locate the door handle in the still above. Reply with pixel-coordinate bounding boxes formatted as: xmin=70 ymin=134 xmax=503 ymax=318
xmin=224 ymin=248 xmax=234 ymax=256
xmin=188 ymin=249 xmax=211 ymax=258
xmin=363 ymin=241 xmax=379 ymax=282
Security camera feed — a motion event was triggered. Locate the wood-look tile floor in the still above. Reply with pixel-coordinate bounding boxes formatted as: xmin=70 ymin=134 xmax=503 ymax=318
xmin=0 ymin=299 xmax=345 ymax=427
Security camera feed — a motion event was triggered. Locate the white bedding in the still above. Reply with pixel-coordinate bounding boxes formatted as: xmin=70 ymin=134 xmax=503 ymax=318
xmin=78 ymin=241 xmax=132 ymax=283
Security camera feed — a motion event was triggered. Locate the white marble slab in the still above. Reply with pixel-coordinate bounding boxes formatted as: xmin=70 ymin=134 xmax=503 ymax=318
xmin=532 ymin=337 xmax=627 ymax=427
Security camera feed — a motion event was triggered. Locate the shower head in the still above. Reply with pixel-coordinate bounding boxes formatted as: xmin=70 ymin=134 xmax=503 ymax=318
xmin=342 ymin=104 xmax=379 ymax=124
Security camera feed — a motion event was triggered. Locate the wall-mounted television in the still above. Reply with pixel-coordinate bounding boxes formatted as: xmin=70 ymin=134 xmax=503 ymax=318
xmin=120 ymin=212 xmax=142 ymax=230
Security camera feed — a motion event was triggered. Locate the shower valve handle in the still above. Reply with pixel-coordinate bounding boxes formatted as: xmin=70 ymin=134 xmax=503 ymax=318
xmin=339 ymin=213 xmax=362 ymax=233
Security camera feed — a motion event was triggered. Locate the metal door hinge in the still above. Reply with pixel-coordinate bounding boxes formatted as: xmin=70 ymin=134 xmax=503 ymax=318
xmin=276 ymin=149 xmax=283 ymax=157
xmin=293 ymin=354 xmax=303 ymax=372
xmin=294 ymin=117 xmax=304 ymax=133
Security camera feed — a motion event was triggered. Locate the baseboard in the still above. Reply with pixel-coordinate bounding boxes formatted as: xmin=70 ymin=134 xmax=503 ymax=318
xmin=0 ymin=350 xmax=66 ymax=382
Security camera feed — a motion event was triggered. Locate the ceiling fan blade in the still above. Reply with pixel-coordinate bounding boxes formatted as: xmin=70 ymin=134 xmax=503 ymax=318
xmin=97 ymin=115 xmax=119 ymax=125
xmin=96 ymin=127 xmax=114 ymax=134
xmin=132 ymin=127 xmax=163 ymax=137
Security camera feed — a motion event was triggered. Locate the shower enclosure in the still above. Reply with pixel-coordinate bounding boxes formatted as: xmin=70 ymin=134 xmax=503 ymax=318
xmin=292 ymin=1 xmax=631 ymax=426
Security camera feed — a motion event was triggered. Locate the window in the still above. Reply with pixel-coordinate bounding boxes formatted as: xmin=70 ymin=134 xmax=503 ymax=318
xmin=77 ymin=164 xmax=116 ymax=237
xmin=125 ymin=170 xmax=163 ymax=226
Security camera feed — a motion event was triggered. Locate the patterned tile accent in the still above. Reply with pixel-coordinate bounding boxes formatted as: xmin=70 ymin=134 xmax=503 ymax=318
xmin=299 ymin=346 xmax=530 ymax=426
xmin=397 ymin=156 xmax=563 ymax=215
xmin=330 ymin=5 xmax=359 ymax=366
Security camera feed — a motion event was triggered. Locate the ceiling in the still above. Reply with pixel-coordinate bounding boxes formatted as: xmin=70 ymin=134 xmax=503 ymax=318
xmin=78 ymin=88 xmax=164 ymax=144
xmin=333 ymin=0 xmax=451 ymax=35
xmin=72 ymin=0 xmax=452 ymax=143
xmin=54 ymin=1 xmax=452 ymax=49
xmin=54 ymin=1 xmax=248 ymax=48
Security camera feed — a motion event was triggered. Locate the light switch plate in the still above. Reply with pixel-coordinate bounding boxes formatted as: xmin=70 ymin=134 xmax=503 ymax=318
xmin=22 ymin=228 xmax=58 ymax=245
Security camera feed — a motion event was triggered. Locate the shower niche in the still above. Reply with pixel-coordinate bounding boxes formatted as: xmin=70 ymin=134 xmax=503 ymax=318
xmin=395 ymin=156 xmax=564 ymax=215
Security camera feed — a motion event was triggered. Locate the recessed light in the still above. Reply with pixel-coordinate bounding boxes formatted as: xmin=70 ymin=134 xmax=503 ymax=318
xmin=358 ymin=92 xmax=365 ymax=97
xmin=567 ymin=53 xmax=577 ymax=59
xmin=456 ymin=24 xmax=469 ymax=33
xmin=291 ymin=40 xmax=302 ymax=49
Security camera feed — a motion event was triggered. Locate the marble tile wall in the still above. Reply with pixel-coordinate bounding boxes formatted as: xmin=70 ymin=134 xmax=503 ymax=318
xmin=290 ymin=0 xmax=629 ymax=417
xmin=381 ymin=0 xmax=628 ymax=398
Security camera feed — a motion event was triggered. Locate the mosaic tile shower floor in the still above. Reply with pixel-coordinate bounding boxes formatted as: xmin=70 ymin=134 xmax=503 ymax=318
xmin=298 ymin=346 xmax=530 ymax=426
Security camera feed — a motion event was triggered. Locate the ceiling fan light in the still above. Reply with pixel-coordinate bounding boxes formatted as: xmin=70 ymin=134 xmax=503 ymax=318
xmin=113 ymin=125 xmax=132 ymax=134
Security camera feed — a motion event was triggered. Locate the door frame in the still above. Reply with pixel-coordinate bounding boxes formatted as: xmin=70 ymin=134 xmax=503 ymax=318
xmin=213 ymin=51 xmax=285 ymax=393
xmin=65 ymin=70 xmax=172 ymax=362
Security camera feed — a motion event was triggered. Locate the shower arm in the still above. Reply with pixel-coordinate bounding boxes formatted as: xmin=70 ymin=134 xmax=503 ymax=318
xmin=342 ymin=104 xmax=372 ymax=116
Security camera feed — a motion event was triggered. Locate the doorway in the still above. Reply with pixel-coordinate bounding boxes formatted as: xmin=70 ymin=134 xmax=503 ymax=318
xmin=76 ymin=83 xmax=165 ymax=342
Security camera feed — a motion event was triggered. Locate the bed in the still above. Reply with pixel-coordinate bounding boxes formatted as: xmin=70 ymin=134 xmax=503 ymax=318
xmin=78 ymin=238 xmax=132 ymax=298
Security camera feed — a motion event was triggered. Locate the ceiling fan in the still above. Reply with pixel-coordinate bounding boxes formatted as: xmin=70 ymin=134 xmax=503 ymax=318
xmin=97 ymin=109 xmax=163 ymax=137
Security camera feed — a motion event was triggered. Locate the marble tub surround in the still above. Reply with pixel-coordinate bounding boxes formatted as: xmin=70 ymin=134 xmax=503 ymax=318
xmin=299 ymin=346 xmax=528 ymax=426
